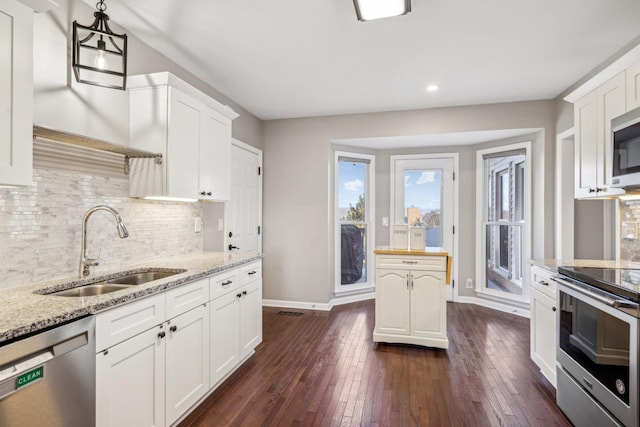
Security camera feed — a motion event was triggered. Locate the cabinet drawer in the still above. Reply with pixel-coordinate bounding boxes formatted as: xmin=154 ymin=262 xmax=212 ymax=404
xmin=239 ymin=261 xmax=262 ymax=286
xmin=96 ymin=294 xmax=166 ymax=351
xmin=165 ymin=278 xmax=210 ymax=319
xmin=376 ymin=255 xmax=447 ymax=271
xmin=531 ymin=265 xmax=556 ymax=299
xmin=210 ymin=269 xmax=240 ymax=300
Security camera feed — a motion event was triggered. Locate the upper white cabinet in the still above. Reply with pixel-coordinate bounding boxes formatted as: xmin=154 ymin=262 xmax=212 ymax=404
xmin=0 ymin=0 xmax=33 ymax=186
xmin=128 ymin=72 xmax=237 ymax=201
xmin=574 ymin=72 xmax=626 ymax=198
xmin=626 ymin=61 xmax=640 ymax=111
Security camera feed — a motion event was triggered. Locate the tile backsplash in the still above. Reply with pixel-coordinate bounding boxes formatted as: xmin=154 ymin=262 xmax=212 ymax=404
xmin=620 ymin=200 xmax=640 ymax=261
xmin=0 ymin=167 xmax=202 ymax=289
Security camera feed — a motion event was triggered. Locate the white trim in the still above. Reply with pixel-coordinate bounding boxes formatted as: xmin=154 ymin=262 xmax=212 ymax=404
xmin=389 ymin=153 xmax=459 ymax=302
xmin=555 ymin=128 xmax=575 ymax=260
xmin=475 ymin=141 xmax=532 ymax=305
xmin=333 ymin=151 xmax=376 ymax=294
xmin=603 ymin=200 xmax=617 ymax=260
xmin=456 ymin=296 xmax=530 ymax=318
xmin=262 ymin=292 xmax=375 ymax=312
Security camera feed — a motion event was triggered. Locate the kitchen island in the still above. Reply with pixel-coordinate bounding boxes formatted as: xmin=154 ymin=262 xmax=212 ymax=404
xmin=373 ymin=246 xmax=450 ymax=349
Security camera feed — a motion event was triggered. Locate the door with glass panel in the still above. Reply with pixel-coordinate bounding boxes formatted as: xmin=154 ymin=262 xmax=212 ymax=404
xmin=336 ymin=153 xmax=374 ymax=293
xmin=391 ymin=156 xmax=454 ymax=301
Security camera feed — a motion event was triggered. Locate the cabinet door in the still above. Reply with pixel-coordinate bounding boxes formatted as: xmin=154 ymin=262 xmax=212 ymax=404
xmin=0 ymin=0 xmax=32 ymax=186
xmin=96 ymin=326 xmax=165 ymax=427
xmin=168 ymin=88 xmax=203 ymax=198
xmin=200 ymin=107 xmax=231 ymax=201
xmin=530 ymin=288 xmax=557 ymax=387
xmin=626 ymin=62 xmax=640 ymax=111
xmin=210 ymin=291 xmax=240 ymax=386
xmin=240 ymin=279 xmax=262 ymax=359
xmin=596 ymin=71 xmax=626 ymax=196
xmin=375 ymin=269 xmax=410 ymax=335
xmin=165 ymin=304 xmax=210 ymax=425
xmin=410 ymin=270 xmax=446 ymax=339
xmin=574 ymin=90 xmax=598 ymax=198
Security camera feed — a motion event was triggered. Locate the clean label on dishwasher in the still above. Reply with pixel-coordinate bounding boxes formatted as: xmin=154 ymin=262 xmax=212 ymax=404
xmin=16 ymin=366 xmax=43 ymax=389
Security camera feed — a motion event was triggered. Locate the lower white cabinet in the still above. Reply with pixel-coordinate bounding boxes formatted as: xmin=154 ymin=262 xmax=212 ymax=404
xmin=530 ymin=265 xmax=557 ymax=387
xmin=210 ymin=262 xmax=262 ymax=387
xmin=373 ymin=254 xmax=449 ymax=349
xmin=165 ymin=304 xmax=210 ymax=425
xmin=96 ymin=325 xmax=166 ymax=427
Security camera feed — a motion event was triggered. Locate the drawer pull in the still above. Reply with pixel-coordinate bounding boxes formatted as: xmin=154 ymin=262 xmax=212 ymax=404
xmin=248 ymin=271 xmax=257 ymax=275
xmin=538 ymin=280 xmax=549 ymax=286
xmin=401 ymin=260 xmax=418 ymax=264
xmin=222 ymin=280 xmax=233 ymax=286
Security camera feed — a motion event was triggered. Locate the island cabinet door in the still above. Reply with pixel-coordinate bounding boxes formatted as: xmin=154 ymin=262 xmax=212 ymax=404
xmin=375 ymin=269 xmax=411 ymax=335
xmin=410 ymin=270 xmax=446 ymax=339
xmin=96 ymin=325 xmax=165 ymax=427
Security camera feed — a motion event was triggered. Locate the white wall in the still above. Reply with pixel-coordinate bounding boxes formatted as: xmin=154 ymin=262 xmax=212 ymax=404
xmin=263 ymin=101 xmax=555 ymax=304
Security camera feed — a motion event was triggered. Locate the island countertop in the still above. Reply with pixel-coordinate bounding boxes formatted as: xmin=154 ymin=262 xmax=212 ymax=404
xmin=0 ymin=251 xmax=261 ymax=345
xmin=374 ymin=246 xmax=451 ymax=284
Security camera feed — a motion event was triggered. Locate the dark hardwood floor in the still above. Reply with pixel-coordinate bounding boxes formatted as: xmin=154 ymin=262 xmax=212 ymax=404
xmin=180 ymin=300 xmax=570 ymax=427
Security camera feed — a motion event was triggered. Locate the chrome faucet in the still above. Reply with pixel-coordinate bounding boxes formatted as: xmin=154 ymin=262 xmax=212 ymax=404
xmin=80 ymin=205 xmax=129 ymax=277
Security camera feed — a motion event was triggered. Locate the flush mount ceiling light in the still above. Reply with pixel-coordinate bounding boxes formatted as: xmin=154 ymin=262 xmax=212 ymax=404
xmin=72 ymin=0 xmax=128 ymax=90
xmin=426 ymin=84 xmax=439 ymax=92
xmin=353 ymin=0 xmax=411 ymax=21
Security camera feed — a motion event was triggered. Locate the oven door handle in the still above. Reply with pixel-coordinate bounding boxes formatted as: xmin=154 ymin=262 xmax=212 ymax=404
xmin=552 ymin=276 xmax=639 ymax=310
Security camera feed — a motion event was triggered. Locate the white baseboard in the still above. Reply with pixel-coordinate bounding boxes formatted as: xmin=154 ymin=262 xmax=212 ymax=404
xmin=456 ymin=296 xmax=530 ymax=318
xmin=262 ymin=291 xmax=374 ymax=312
xmin=262 ymin=299 xmax=332 ymax=311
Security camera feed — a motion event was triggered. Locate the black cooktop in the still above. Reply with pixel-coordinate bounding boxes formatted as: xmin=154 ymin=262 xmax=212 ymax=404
xmin=557 ymin=266 xmax=640 ymax=302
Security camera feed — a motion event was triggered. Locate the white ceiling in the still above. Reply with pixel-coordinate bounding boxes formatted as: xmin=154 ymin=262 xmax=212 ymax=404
xmin=99 ymin=0 xmax=640 ymax=121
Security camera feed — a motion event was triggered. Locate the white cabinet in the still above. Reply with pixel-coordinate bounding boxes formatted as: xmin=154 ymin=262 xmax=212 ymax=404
xmin=0 ymin=0 xmax=33 ymax=186
xmin=165 ymin=304 xmax=210 ymax=425
xmin=574 ymin=72 xmax=626 ymax=198
xmin=373 ymin=254 xmax=448 ymax=349
xmin=96 ymin=324 xmax=166 ymax=427
xmin=530 ymin=265 xmax=557 ymax=388
xmin=626 ymin=61 xmax=640 ymax=111
xmin=210 ymin=260 xmax=262 ymax=387
xmin=128 ymin=72 xmax=238 ymax=201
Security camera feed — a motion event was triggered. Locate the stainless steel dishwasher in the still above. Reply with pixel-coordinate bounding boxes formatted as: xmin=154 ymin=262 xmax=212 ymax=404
xmin=0 ymin=316 xmax=95 ymax=427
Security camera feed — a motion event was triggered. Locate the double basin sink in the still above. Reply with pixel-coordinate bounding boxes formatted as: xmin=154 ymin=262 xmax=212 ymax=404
xmin=46 ymin=269 xmax=187 ymax=297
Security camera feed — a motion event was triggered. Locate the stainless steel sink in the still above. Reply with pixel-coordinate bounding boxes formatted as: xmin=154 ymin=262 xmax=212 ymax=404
xmin=50 ymin=283 xmax=131 ymax=297
xmin=107 ymin=271 xmax=181 ymax=285
xmin=42 ymin=268 xmax=187 ymax=297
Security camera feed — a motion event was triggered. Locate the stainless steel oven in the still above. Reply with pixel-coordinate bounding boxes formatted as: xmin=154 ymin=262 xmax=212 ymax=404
xmin=555 ymin=267 xmax=640 ymax=427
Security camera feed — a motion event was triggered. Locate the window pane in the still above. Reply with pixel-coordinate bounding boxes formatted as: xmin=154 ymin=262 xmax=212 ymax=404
xmin=338 ymin=160 xmax=366 ymax=221
xmin=404 ymin=169 xmax=442 ymax=247
xmin=485 ymin=224 xmax=523 ymax=296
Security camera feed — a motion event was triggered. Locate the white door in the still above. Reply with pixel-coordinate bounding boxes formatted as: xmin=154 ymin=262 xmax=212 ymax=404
xmin=410 ymin=270 xmax=446 ymax=339
xmin=391 ymin=156 xmax=455 ymax=301
xmin=239 ymin=279 xmax=263 ymax=359
xmin=165 ymin=305 xmax=210 ymax=425
xmin=375 ymin=269 xmax=410 ymax=335
xmin=210 ymin=291 xmax=240 ymax=386
xmin=226 ymin=141 xmax=261 ymax=254
xmin=96 ymin=326 xmax=165 ymax=427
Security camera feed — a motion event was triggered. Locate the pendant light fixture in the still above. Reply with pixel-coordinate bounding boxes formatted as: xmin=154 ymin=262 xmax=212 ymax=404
xmin=72 ymin=0 xmax=128 ymax=90
xmin=352 ymin=0 xmax=411 ymax=21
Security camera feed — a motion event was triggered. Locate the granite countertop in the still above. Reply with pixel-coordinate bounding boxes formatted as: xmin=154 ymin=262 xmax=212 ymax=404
xmin=531 ymin=258 xmax=640 ymax=272
xmin=373 ymin=246 xmax=448 ymax=256
xmin=0 ymin=251 xmax=261 ymax=345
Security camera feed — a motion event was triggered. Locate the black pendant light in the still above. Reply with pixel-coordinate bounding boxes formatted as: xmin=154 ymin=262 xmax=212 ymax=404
xmin=72 ymin=0 xmax=128 ymax=90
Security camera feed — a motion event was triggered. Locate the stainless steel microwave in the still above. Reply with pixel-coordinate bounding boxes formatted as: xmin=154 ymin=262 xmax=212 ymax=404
xmin=612 ymin=106 xmax=640 ymax=188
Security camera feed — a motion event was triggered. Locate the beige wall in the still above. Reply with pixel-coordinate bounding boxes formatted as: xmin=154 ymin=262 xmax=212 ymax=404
xmin=263 ymin=100 xmax=556 ymax=304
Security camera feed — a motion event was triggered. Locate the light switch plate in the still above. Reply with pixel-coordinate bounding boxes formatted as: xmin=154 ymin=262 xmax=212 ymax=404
xmin=382 ymin=216 xmax=389 ymax=226
xmin=218 ymin=219 xmax=224 ymax=231
xmin=194 ymin=216 xmax=202 ymax=233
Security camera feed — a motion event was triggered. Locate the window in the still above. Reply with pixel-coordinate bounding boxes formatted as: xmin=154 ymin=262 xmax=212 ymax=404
xmin=335 ymin=152 xmax=374 ymax=293
xmin=476 ymin=143 xmax=530 ymax=303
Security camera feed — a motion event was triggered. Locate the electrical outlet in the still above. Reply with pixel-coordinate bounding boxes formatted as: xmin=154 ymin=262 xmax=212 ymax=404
xmin=465 ymin=278 xmax=473 ymax=288
xmin=217 ymin=219 xmax=224 ymax=231
xmin=382 ymin=216 xmax=389 ymax=226
xmin=194 ymin=216 xmax=202 ymax=233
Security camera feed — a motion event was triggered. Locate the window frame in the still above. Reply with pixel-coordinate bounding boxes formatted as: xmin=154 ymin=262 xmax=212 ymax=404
xmin=334 ymin=151 xmax=375 ymax=295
